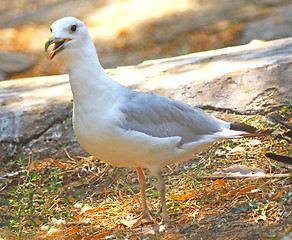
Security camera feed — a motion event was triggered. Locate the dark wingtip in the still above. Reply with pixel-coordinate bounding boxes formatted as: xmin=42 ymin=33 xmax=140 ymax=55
xmin=230 ymin=122 xmax=257 ymax=133
xmin=230 ymin=122 xmax=274 ymax=137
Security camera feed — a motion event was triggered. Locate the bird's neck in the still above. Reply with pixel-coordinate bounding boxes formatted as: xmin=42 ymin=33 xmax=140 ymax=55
xmin=63 ymin=42 xmax=120 ymax=105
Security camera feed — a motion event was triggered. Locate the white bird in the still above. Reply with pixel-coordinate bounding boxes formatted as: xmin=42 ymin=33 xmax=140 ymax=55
xmin=45 ymin=17 xmax=272 ymax=226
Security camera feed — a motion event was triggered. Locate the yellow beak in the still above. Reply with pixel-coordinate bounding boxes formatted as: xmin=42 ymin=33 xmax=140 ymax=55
xmin=45 ymin=36 xmax=71 ymax=60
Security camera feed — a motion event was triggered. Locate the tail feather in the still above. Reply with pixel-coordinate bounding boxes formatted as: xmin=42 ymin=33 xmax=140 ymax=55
xmin=230 ymin=122 xmax=274 ymax=138
xmin=238 ymin=129 xmax=274 ymax=138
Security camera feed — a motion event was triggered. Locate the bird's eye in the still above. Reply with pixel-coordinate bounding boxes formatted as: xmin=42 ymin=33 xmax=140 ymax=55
xmin=50 ymin=27 xmax=52 ymax=33
xmin=70 ymin=25 xmax=77 ymax=32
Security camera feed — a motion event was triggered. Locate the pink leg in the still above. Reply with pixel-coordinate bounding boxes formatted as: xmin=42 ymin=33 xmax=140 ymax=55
xmin=136 ymin=167 xmax=153 ymax=222
xmin=154 ymin=171 xmax=170 ymax=226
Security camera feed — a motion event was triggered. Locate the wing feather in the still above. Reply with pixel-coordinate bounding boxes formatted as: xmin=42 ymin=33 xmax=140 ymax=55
xmin=119 ymin=91 xmax=228 ymax=145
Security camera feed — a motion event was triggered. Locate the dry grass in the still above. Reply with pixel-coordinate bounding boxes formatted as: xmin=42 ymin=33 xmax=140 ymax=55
xmin=0 ymin=109 xmax=291 ymax=240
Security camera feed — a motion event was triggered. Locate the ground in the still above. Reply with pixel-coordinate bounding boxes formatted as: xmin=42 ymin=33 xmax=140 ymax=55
xmin=0 ymin=109 xmax=291 ymax=240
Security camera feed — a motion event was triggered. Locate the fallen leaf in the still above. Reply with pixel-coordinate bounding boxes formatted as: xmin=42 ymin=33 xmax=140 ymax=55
xmin=53 ymin=160 xmax=66 ymax=169
xmin=120 ymin=219 xmax=138 ymax=228
xmin=165 ymin=233 xmax=177 ymax=239
xmin=216 ymin=179 xmax=226 ymax=188
xmin=67 ymin=197 xmax=76 ymax=203
xmin=230 ymin=185 xmax=258 ymax=195
xmin=75 ymin=206 xmax=102 ymax=220
xmin=69 ymin=225 xmax=80 ymax=234
xmin=34 ymin=219 xmax=43 ymax=225
xmin=272 ymin=189 xmax=283 ymax=201
xmin=74 ymin=212 xmax=85 ymax=220
xmin=212 ymin=184 xmax=220 ymax=189
xmin=85 ymin=207 xmax=102 ymax=213
xmin=174 ymin=193 xmax=196 ymax=202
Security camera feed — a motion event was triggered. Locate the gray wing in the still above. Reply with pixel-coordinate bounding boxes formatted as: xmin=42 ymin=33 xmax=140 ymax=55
xmin=119 ymin=90 xmax=228 ymax=145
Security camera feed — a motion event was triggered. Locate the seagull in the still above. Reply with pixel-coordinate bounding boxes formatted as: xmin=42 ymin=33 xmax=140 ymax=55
xmin=45 ymin=17 xmax=272 ymax=226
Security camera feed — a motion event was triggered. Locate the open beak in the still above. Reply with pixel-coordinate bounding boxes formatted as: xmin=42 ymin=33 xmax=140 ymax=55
xmin=45 ymin=36 xmax=71 ymax=60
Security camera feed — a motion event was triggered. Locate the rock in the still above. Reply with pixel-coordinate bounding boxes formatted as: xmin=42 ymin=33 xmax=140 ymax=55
xmin=112 ymin=38 xmax=292 ymax=114
xmin=0 ymin=74 xmax=71 ymax=142
xmin=0 ymin=75 xmax=77 ymax=162
xmin=0 ymin=37 xmax=292 ymax=161
xmin=248 ymin=140 xmax=262 ymax=147
xmin=0 ymin=52 xmax=36 ymax=80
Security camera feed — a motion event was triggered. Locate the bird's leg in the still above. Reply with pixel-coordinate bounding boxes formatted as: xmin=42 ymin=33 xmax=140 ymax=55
xmin=154 ymin=171 xmax=170 ymax=226
xmin=136 ymin=167 xmax=153 ymax=222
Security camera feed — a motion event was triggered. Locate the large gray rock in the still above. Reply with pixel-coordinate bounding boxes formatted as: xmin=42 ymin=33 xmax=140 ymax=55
xmin=0 ymin=52 xmax=36 ymax=81
xmin=0 ymin=38 xmax=291 ymax=161
xmin=111 ymin=38 xmax=292 ymax=114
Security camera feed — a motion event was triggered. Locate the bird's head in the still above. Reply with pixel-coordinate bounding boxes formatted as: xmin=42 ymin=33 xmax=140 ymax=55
xmin=45 ymin=17 xmax=90 ymax=60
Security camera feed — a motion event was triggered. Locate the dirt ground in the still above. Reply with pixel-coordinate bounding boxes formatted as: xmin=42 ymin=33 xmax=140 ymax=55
xmin=0 ymin=110 xmax=291 ymax=240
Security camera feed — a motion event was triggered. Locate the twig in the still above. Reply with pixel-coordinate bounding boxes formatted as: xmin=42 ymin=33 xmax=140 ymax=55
xmin=265 ymin=153 xmax=292 ymax=165
xmin=269 ymin=115 xmax=292 ymax=130
xmin=275 ymin=135 xmax=292 ymax=144
xmin=195 ymin=173 xmax=291 ymax=180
